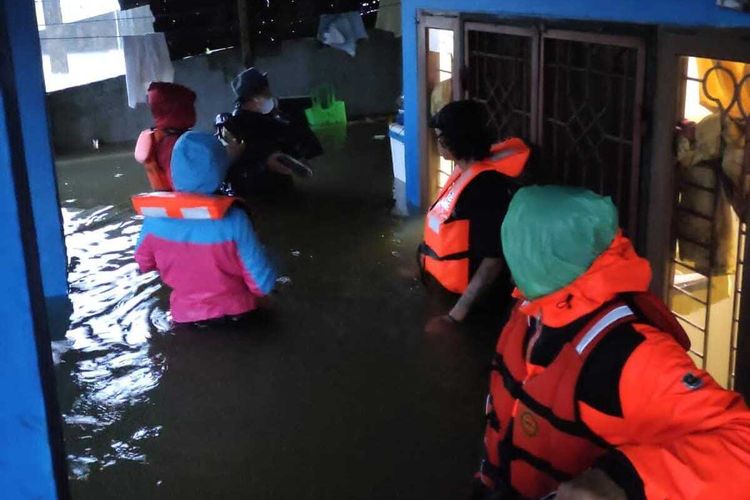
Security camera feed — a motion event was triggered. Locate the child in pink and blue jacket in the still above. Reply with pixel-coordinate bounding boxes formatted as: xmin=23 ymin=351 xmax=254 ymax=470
xmin=134 ymin=131 xmax=276 ymax=324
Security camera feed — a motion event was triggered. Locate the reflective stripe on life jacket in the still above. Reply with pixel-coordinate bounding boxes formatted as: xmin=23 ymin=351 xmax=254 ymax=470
xmin=419 ymin=138 xmax=529 ymax=294
xmin=481 ymin=293 xmax=687 ymax=499
xmin=132 ymin=192 xmax=237 ymax=220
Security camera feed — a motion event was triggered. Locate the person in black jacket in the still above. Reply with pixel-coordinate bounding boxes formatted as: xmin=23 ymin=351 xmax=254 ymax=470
xmin=216 ymin=67 xmax=322 ymax=197
xmin=421 ymin=101 xmax=529 ymax=335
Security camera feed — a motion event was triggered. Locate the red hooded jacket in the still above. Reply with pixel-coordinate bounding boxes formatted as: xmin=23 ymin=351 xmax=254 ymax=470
xmin=144 ymin=82 xmax=197 ymax=189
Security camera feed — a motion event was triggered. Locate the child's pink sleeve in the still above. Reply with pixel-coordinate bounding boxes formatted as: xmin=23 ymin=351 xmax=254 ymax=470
xmin=135 ymin=233 xmax=157 ymax=273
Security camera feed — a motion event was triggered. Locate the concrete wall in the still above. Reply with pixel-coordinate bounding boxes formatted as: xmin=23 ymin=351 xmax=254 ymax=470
xmin=401 ymin=0 xmax=750 ymax=208
xmin=47 ymin=29 xmax=402 ymax=153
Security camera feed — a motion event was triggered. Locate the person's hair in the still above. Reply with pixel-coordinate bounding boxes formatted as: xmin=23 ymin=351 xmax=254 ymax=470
xmin=430 ymin=100 xmax=495 ymax=162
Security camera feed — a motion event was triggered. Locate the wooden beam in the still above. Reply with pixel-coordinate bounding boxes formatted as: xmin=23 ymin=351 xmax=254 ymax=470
xmin=237 ymin=0 xmax=253 ymax=68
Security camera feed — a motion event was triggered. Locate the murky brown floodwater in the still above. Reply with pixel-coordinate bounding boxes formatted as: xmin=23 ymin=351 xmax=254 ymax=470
xmin=53 ymin=122 xmax=500 ymax=499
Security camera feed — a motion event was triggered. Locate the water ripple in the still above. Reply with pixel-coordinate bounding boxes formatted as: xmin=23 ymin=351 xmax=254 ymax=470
xmin=58 ymin=204 xmax=169 ymax=481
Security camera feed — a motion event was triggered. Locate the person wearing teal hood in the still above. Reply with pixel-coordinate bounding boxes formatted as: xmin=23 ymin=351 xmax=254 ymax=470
xmin=472 ymin=185 xmax=750 ymax=500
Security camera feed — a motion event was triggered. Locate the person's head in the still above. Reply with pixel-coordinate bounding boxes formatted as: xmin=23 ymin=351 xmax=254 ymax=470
xmin=171 ymin=131 xmax=230 ymax=195
xmin=429 ymin=100 xmax=495 ymax=165
xmin=147 ymin=82 xmax=197 ymax=130
xmin=231 ymin=67 xmax=274 ymax=114
xmin=501 ymin=185 xmax=619 ymax=300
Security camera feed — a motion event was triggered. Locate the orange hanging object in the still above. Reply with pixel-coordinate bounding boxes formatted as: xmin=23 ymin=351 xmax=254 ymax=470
xmin=132 ymin=192 xmax=237 ymax=220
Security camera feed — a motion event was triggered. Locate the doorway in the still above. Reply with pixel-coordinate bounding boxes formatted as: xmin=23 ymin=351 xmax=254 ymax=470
xmin=418 ymin=15 xmax=460 ymax=202
xmin=668 ymin=55 xmax=750 ymax=389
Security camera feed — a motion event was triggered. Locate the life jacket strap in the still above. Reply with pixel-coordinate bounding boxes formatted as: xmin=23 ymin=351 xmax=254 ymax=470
xmin=491 ymin=353 xmax=600 ymax=441
xmin=417 ymin=241 xmax=470 ymax=261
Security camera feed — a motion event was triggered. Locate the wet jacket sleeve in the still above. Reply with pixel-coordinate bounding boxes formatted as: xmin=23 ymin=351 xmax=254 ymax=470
xmin=134 ymin=230 xmax=157 ymax=273
xmin=580 ymin=326 xmax=750 ymax=499
xmin=231 ymin=210 xmax=276 ymax=296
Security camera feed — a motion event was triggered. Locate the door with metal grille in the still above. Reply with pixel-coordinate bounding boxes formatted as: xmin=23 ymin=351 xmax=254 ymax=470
xmin=668 ymin=56 xmax=750 ymax=390
xmin=464 ymin=24 xmax=538 ymax=143
xmin=539 ymin=32 xmax=645 ymax=236
xmin=463 ymin=27 xmax=645 ymax=237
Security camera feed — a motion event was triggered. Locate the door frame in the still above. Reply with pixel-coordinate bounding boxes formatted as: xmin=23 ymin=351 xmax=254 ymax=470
xmin=417 ymin=11 xmax=461 ymax=208
xmin=648 ymin=29 xmax=750 ymax=399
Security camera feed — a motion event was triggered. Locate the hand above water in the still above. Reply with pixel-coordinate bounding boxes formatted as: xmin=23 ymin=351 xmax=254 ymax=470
xmin=266 ymin=152 xmax=293 ymax=175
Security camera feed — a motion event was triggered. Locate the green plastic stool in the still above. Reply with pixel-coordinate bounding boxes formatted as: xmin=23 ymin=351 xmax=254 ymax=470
xmin=305 ymin=85 xmax=347 ymax=128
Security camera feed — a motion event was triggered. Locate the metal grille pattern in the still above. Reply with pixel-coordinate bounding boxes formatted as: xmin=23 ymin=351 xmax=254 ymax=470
xmin=670 ymin=58 xmax=750 ymax=389
xmin=540 ymin=37 xmax=641 ymax=233
xmin=466 ymin=30 xmax=534 ymax=142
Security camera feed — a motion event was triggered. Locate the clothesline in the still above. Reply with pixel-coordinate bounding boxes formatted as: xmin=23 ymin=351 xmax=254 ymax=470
xmin=40 ymin=35 xmax=169 ymax=40
xmin=38 ymin=12 xmax=212 ymax=29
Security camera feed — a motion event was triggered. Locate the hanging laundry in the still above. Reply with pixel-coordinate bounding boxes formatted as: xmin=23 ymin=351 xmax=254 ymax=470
xmin=123 ymin=33 xmax=175 ymax=108
xmin=317 ymin=11 xmax=368 ymax=57
xmin=116 ymin=5 xmax=156 ymax=37
xmin=375 ymin=0 xmax=402 ymax=38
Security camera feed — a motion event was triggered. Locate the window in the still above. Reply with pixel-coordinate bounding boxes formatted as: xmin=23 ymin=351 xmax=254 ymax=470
xmin=464 ymin=26 xmax=645 ymax=236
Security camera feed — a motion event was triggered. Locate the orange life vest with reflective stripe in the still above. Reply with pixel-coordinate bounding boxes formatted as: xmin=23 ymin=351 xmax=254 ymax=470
xmin=135 ymin=128 xmax=172 ymax=191
xmin=420 ymin=138 xmax=529 ymax=294
xmin=132 ymin=192 xmax=237 ymax=220
xmin=480 ymin=293 xmax=690 ymax=498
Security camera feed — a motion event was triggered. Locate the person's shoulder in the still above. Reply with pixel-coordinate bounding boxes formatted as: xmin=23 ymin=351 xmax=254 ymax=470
xmin=457 ymin=170 xmax=517 ymax=212
xmin=139 ymin=215 xmax=178 ymax=232
xmin=224 ymin=205 xmax=255 ymax=230
xmin=577 ymin=322 xmax=646 ymax=417
xmin=225 ymin=204 xmax=250 ymax=220
xmin=473 ymin=169 xmax=519 ymax=189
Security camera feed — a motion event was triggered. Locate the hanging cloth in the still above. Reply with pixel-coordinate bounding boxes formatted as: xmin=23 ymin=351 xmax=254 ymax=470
xmin=123 ymin=33 xmax=174 ymax=108
xmin=317 ymin=11 xmax=368 ymax=57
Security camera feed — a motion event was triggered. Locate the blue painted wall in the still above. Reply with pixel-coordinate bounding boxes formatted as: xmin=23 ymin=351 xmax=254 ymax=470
xmin=5 ymin=0 xmax=71 ymax=339
xmin=0 ymin=57 xmax=59 ymax=500
xmin=402 ymin=0 xmax=750 ymax=207
xmin=0 ymin=0 xmax=67 ymax=497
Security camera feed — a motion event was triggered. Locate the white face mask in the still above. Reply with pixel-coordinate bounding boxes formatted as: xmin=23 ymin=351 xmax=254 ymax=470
xmin=256 ymin=97 xmax=275 ymax=115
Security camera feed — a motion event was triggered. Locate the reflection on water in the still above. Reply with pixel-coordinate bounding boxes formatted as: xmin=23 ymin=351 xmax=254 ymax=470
xmin=58 ymin=203 xmax=169 ymax=480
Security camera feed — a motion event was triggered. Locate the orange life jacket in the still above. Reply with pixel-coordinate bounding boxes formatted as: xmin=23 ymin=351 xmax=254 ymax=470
xmin=132 ymin=192 xmax=237 ymax=220
xmin=420 ymin=138 xmax=529 ymax=293
xmin=480 ymin=293 xmax=690 ymax=498
xmin=135 ymin=128 xmax=172 ymax=191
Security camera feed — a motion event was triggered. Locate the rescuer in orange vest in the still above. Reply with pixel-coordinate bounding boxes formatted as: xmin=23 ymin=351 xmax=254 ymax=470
xmin=471 ymin=185 xmax=750 ymax=499
xmin=419 ymin=101 xmax=530 ymax=334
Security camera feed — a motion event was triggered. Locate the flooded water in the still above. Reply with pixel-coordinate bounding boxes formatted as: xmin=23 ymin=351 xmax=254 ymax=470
xmin=53 ymin=122 xmax=499 ymax=499
xmin=56 ymin=203 xmax=169 ymax=481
